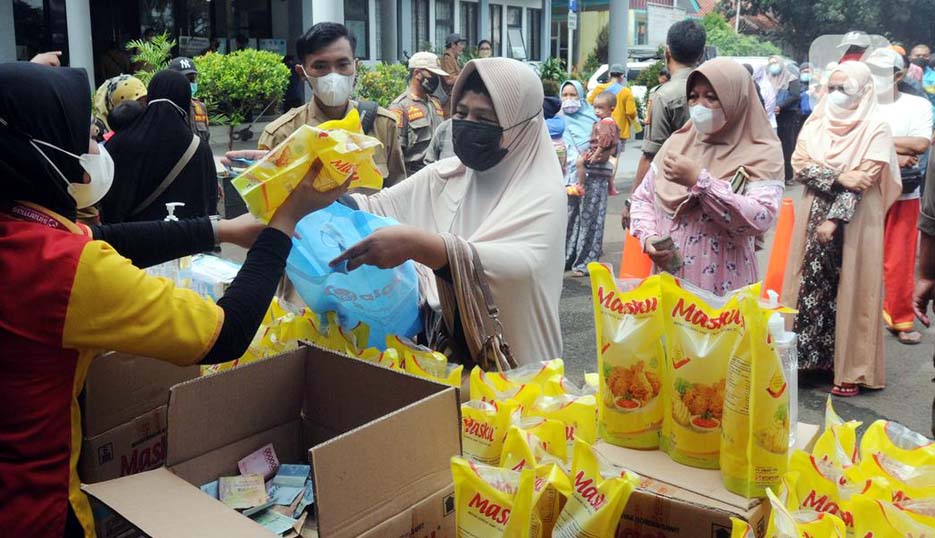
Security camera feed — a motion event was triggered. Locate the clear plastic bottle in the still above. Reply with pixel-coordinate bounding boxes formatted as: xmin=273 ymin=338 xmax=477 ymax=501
xmin=766 ymin=291 xmax=798 ymax=449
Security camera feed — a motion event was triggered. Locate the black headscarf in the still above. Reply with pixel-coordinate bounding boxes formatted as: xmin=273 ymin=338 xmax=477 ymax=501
xmin=0 ymin=63 xmax=91 ymax=221
xmin=102 ymin=69 xmax=217 ymax=222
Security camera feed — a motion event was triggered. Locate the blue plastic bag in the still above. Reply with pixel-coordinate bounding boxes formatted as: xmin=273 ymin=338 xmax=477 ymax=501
xmin=286 ymin=203 xmax=422 ymax=349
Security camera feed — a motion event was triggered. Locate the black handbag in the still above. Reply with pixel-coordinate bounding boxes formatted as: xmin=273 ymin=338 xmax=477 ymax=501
xmin=900 ymin=166 xmax=924 ymax=194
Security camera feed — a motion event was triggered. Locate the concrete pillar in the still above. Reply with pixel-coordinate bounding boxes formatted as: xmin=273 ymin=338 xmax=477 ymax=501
xmin=380 ymin=0 xmax=398 ymax=62
xmin=479 ymin=0 xmax=489 ymax=41
xmin=542 ymin=2 xmax=551 ymax=62
xmin=608 ymin=0 xmax=628 ymax=68
xmin=65 ymin=0 xmax=95 ymax=89
xmin=399 ymin=0 xmax=413 ymax=57
xmin=0 ymin=0 xmax=16 ymax=63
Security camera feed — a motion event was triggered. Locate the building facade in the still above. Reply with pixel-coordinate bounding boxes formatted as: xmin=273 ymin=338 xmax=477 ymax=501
xmin=2 ymin=0 xmax=550 ymax=88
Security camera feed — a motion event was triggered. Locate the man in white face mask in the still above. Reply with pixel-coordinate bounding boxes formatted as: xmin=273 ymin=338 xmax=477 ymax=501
xmin=257 ymin=22 xmax=406 ymax=187
xmin=866 ymin=47 xmax=934 ymax=345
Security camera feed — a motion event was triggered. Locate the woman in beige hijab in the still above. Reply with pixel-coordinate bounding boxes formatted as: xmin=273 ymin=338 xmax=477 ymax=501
xmin=331 ymin=58 xmax=567 ymax=367
xmin=782 ymin=61 xmax=901 ymax=397
xmin=630 ymin=58 xmax=784 ymax=296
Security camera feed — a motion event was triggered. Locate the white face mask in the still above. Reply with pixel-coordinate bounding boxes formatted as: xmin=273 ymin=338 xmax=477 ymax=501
xmin=827 ymin=90 xmax=858 ymax=109
xmin=689 ymin=104 xmax=727 ymax=134
xmin=148 ymin=98 xmax=188 ymax=117
xmin=31 ymin=139 xmax=115 ymax=209
xmin=561 ymin=98 xmax=582 ymax=115
xmin=302 ymin=68 xmax=355 ymax=107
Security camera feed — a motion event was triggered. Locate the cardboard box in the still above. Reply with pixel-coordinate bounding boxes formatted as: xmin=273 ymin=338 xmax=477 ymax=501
xmin=83 ymin=345 xmax=461 ymax=538
xmin=82 ymin=351 xmax=198 ymax=438
xmin=79 ymin=406 xmax=168 ymax=484
xmin=608 ymin=422 xmax=820 ymax=538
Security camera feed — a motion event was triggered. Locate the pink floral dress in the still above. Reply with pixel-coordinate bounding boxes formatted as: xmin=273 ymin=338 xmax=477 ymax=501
xmin=630 ymin=165 xmax=784 ymax=295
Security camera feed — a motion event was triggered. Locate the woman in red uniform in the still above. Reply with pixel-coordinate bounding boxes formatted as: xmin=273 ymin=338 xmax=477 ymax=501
xmin=0 ymin=62 xmax=346 ymax=537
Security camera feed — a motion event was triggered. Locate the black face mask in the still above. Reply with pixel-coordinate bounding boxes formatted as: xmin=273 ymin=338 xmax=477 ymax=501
xmin=420 ymin=73 xmax=440 ymax=94
xmin=911 ymin=57 xmax=929 ymax=68
xmin=452 ymin=119 xmax=505 ymax=171
xmin=452 ymin=111 xmax=540 ymax=172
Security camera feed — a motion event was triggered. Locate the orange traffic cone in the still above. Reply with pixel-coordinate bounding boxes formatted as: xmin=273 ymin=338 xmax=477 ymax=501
xmin=619 ymin=228 xmax=652 ymax=279
xmin=761 ymin=198 xmax=795 ymax=300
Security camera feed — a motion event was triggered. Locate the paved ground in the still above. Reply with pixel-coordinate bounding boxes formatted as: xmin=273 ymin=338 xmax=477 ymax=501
xmin=559 ymin=142 xmax=935 ymax=437
xmin=217 ymin=129 xmax=934 ymax=437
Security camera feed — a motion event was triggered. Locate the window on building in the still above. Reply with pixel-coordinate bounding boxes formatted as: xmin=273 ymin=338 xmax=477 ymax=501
xmin=139 ymin=0 xmax=175 ymax=37
xmin=344 ymin=0 xmax=369 ymax=59
xmin=413 ymin=0 xmax=430 ymax=52
xmin=636 ymin=20 xmax=648 ymax=46
xmin=435 ymin=0 xmax=453 ymax=51
xmin=526 ymin=8 xmax=541 ymax=61
xmin=459 ymin=1 xmax=478 ymax=52
xmin=489 ymin=4 xmax=502 ymax=56
xmin=506 ymin=6 xmax=524 ymax=60
xmin=13 ymin=0 xmax=69 ymax=62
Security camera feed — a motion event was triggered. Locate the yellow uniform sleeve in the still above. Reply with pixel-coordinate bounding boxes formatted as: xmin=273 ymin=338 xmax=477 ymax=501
xmin=63 ymin=240 xmax=223 ymax=365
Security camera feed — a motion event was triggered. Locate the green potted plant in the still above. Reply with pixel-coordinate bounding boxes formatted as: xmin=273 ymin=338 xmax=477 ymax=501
xmin=125 ymin=32 xmax=175 ymax=85
xmin=355 ymin=62 xmax=410 ymax=108
xmin=194 ymin=49 xmax=290 ymax=150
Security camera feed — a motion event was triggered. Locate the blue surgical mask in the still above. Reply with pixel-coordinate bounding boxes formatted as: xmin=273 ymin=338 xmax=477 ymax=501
xmin=190 ymin=82 xmax=198 ymax=97
xmin=769 ymin=64 xmax=782 ymax=75
xmin=800 ymin=73 xmax=811 ymax=83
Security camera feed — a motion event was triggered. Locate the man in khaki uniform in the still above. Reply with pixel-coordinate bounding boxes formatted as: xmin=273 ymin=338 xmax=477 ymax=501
xmin=258 ymin=22 xmax=407 ymax=187
xmin=168 ymin=56 xmax=211 ymax=143
xmin=388 ymin=52 xmax=448 ymax=175
xmin=624 ymin=19 xmax=706 ymax=227
xmin=440 ymin=33 xmax=466 ymax=114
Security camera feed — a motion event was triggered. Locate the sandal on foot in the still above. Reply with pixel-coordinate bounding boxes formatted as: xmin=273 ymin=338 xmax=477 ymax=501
xmin=831 ymin=384 xmax=859 ymax=397
xmin=571 ymin=270 xmax=586 ymax=278
xmin=897 ymin=330 xmax=922 ymax=345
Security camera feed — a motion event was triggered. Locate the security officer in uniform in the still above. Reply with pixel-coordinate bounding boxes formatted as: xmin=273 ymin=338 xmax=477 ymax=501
xmin=388 ymin=52 xmax=448 ymax=175
xmin=168 ymin=56 xmax=211 ymax=143
xmin=258 ymin=22 xmax=406 ymax=187
xmin=624 ymin=19 xmax=706 ymax=228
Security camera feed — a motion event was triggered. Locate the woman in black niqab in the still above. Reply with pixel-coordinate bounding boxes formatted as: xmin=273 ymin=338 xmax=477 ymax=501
xmin=0 ymin=63 xmax=91 ymax=221
xmin=102 ymin=69 xmax=217 ymax=222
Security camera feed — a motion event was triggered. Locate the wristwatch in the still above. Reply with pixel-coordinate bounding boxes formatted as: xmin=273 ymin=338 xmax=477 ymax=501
xmin=209 ymin=215 xmax=222 ymax=251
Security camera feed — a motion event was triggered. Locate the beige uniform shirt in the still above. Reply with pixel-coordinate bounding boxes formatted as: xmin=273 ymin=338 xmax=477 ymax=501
xmin=388 ymin=91 xmax=445 ymax=175
xmin=642 ymin=67 xmax=692 ymax=156
xmin=257 ymin=99 xmax=407 ymax=187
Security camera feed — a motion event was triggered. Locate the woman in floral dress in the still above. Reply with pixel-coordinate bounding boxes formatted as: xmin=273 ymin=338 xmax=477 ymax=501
xmin=782 ymin=62 xmax=901 ymax=397
xmin=630 ymin=58 xmax=784 ymax=296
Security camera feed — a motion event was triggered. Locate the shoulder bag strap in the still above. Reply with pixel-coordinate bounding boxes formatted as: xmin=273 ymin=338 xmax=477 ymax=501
xmin=468 ymin=244 xmax=518 ymax=371
xmin=131 ymin=134 xmax=200 ymax=216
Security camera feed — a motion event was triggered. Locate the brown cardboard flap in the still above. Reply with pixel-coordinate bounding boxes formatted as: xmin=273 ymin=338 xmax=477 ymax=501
xmin=310 ymin=390 xmax=460 ymax=538
xmin=79 ymin=405 xmax=168 ymax=484
xmin=166 ymin=349 xmax=306 ymax=468
xmin=83 ymin=468 xmax=273 ymax=537
xmin=302 ymin=346 xmax=446 ymax=437
xmin=170 ymin=420 xmax=302 ymax=487
xmin=84 ymin=352 xmax=198 ymax=437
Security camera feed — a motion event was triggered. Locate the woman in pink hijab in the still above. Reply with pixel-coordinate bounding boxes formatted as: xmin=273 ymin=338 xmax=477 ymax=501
xmin=782 ymin=61 xmax=901 ymax=397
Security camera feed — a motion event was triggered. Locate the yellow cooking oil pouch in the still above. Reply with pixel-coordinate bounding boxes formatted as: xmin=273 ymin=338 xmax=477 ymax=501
xmin=588 ymin=265 xmax=665 ymax=449
xmin=500 ymin=418 xmax=568 ymax=471
xmin=729 ymin=517 xmax=756 ymax=538
xmin=765 ymin=488 xmax=847 ymax=538
xmin=897 ymin=497 xmax=935 ymax=526
xmin=553 ymin=439 xmax=640 ymax=538
xmin=232 ymin=109 xmax=383 ymax=222
xmin=451 ymin=457 xmax=538 ymax=538
xmin=584 ymin=373 xmax=599 ymax=395
xmin=526 ymin=393 xmax=598 ymax=458
xmin=853 ymin=451 xmax=935 ymax=505
xmin=388 ymin=335 xmax=463 ymax=387
xmin=721 ymin=295 xmax=792 ymax=498
xmin=531 ymin=462 xmax=573 ymax=537
xmin=470 ymin=367 xmax=542 ymax=412
xmin=850 ymin=493 xmax=935 ymax=538
xmin=462 ymin=400 xmax=518 ymax=466
xmin=659 ymin=273 xmax=745 ymax=468
xmin=860 ymin=420 xmax=935 ymax=468
xmin=787 ymin=449 xmax=856 ymax=529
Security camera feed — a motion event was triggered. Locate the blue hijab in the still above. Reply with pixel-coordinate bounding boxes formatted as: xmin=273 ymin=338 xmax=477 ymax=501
xmin=559 ymin=80 xmax=597 ymax=150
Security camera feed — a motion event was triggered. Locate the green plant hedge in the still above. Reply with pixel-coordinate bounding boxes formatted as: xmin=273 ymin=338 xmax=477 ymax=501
xmin=356 ymin=63 xmax=410 ymax=108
